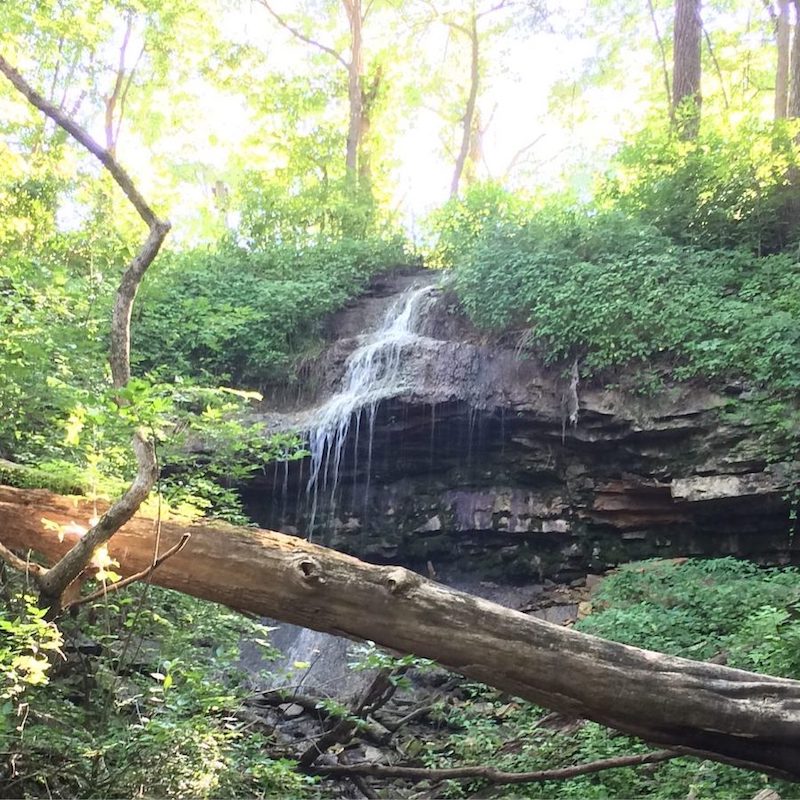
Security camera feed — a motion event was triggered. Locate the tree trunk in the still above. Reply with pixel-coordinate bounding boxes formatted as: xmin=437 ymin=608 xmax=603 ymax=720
xmin=344 ymin=0 xmax=364 ymax=184
xmin=450 ymin=11 xmax=480 ymax=198
xmin=2 ymin=484 xmax=800 ymax=780
xmin=358 ymin=65 xmax=382 ymax=195
xmin=672 ymin=0 xmax=702 ymax=135
xmin=789 ymin=0 xmax=800 ymax=117
xmin=776 ymin=0 xmax=791 ymax=119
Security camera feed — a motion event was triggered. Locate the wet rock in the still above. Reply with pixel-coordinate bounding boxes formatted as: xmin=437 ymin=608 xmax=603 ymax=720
xmin=279 ymin=703 xmax=305 ymax=719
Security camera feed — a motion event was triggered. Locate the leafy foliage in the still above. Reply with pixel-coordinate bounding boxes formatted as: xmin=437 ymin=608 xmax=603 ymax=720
xmin=1 ymin=579 xmax=316 ymax=799
xmin=445 ymin=198 xmax=800 ymax=391
xmin=580 ymin=558 xmax=800 ymax=678
xmin=605 ymin=117 xmax=800 ymax=253
xmin=133 ymin=236 xmax=409 ymax=387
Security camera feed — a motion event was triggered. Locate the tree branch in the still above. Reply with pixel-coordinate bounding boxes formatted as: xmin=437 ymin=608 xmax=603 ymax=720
xmin=257 ymin=0 xmax=349 ymax=69
xmin=309 ymin=749 xmax=680 ymax=785
xmin=703 ymin=25 xmax=729 ymax=109
xmin=646 ymin=0 xmax=673 ymax=120
xmin=0 ymin=543 xmax=45 ymax=579
xmin=0 ymin=53 xmax=170 ymax=610
xmin=104 ymin=13 xmax=134 ymax=154
xmin=37 ymin=434 xmax=158 ymax=603
xmin=2 ymin=486 xmax=800 ymax=778
xmin=62 ymin=532 xmax=190 ymax=611
xmin=0 ymin=54 xmax=165 ymax=229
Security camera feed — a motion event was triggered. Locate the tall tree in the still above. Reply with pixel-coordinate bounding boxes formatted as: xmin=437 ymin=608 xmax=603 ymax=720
xmin=789 ymin=0 xmax=800 ymax=117
xmin=672 ymin=0 xmax=702 ymax=134
xmin=773 ymin=0 xmax=792 ymax=118
xmin=448 ymin=2 xmax=481 ymax=197
xmin=258 ymin=0 xmax=383 ymax=193
xmin=419 ymin=0 xmax=537 ymax=198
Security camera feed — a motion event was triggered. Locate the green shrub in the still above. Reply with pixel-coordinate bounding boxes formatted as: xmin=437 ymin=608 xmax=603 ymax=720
xmin=604 ymin=117 xmax=800 ymax=253
xmin=2 ymin=584 xmax=316 ymax=799
xmin=133 ymin=236 xmax=409 ymax=387
xmin=579 ymin=558 xmax=800 ymax=677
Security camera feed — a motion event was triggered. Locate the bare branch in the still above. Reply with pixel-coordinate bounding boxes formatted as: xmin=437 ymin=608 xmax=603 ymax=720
xmin=104 ymin=13 xmax=134 ymax=154
xmin=646 ymin=0 xmax=672 ymax=120
xmin=257 ymin=0 xmax=349 ymax=69
xmin=503 ymin=133 xmax=546 ymax=179
xmin=63 ymin=533 xmax=191 ymax=611
xmin=450 ymin=12 xmax=479 ymax=197
xmin=114 ymin=42 xmax=146 ymax=149
xmin=0 ymin=542 xmax=45 ymax=579
xmin=703 ymin=25 xmax=729 ymax=109
xmin=309 ymin=749 xmax=680 ymax=785
xmin=0 ymin=54 xmax=165 ymax=229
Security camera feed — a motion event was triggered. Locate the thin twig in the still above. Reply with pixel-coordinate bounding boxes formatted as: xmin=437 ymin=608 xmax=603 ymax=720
xmin=63 ymin=533 xmax=190 ymax=611
xmin=257 ymin=0 xmax=349 ymax=68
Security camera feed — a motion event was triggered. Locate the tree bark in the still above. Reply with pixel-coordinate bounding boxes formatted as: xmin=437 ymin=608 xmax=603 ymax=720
xmin=450 ymin=10 xmax=480 ymax=198
xmin=343 ymin=0 xmax=364 ymax=184
xmin=775 ymin=0 xmax=791 ymax=119
xmin=2 ymin=485 xmax=800 ymax=781
xmin=789 ymin=0 xmax=800 ymax=117
xmin=672 ymin=0 xmax=702 ymax=135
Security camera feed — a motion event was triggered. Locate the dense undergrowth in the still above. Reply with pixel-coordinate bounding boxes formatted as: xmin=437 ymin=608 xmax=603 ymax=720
xmin=133 ymin=235 xmax=408 ymax=388
xmin=4 ymin=558 xmax=799 ymax=798
xmin=421 ymin=558 xmax=800 ymax=800
xmin=0 ymin=579 xmax=316 ymax=799
xmin=435 ymin=120 xmax=800 ymax=392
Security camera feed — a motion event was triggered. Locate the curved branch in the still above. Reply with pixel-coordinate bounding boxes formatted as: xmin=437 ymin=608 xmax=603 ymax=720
xmin=0 ymin=54 xmax=164 ymax=229
xmin=37 ymin=434 xmax=158 ymax=602
xmin=0 ymin=53 xmax=170 ymax=609
xmin=257 ymin=0 xmax=349 ymax=69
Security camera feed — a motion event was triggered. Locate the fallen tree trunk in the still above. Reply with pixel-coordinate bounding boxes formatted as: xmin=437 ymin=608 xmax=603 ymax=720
xmin=1 ymin=484 xmax=799 ymax=780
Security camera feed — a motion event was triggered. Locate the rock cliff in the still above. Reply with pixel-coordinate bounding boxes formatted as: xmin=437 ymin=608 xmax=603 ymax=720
xmin=242 ymin=269 xmax=797 ymax=581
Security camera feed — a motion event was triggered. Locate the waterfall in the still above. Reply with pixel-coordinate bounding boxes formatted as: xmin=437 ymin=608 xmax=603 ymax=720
xmin=305 ymin=283 xmax=436 ymax=535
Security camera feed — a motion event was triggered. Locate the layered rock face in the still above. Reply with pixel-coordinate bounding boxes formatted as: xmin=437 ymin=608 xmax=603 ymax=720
xmin=242 ymin=269 xmax=797 ymax=581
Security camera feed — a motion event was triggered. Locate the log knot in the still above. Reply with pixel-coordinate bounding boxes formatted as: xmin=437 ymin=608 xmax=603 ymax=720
xmin=384 ymin=567 xmax=421 ymax=597
xmin=293 ymin=555 xmax=326 ymax=586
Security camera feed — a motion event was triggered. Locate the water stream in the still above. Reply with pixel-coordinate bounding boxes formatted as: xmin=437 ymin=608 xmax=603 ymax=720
xmin=305 ymin=283 xmax=437 ymax=536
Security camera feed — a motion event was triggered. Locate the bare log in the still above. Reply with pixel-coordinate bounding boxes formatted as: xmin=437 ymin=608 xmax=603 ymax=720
xmin=1 ymin=484 xmax=800 ymax=780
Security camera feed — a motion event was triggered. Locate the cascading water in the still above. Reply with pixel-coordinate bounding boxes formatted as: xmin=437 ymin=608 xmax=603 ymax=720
xmin=305 ymin=283 xmax=437 ymax=536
